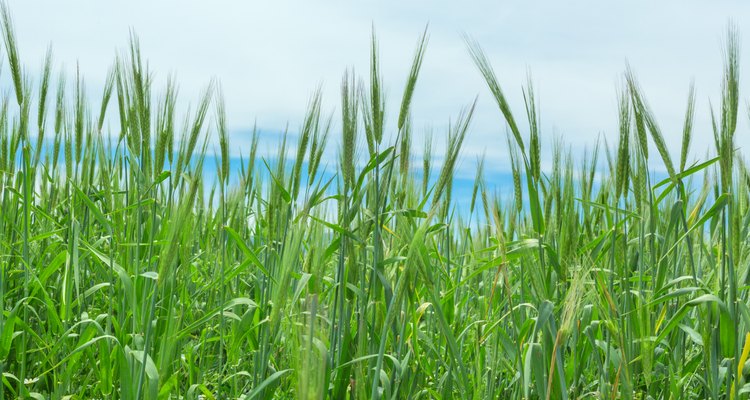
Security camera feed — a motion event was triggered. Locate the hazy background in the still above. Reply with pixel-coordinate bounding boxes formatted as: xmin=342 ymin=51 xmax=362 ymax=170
xmin=7 ymin=1 xmax=750 ymax=179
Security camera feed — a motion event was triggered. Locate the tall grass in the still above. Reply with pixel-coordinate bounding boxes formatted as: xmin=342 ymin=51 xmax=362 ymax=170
xmin=0 ymin=5 xmax=749 ymax=399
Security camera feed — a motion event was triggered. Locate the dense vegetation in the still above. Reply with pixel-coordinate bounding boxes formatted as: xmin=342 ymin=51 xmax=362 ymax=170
xmin=1 ymin=4 xmax=749 ymax=399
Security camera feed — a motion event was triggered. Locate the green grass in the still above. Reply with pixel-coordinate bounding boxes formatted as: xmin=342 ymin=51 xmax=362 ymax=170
xmin=0 ymin=5 xmax=749 ymax=399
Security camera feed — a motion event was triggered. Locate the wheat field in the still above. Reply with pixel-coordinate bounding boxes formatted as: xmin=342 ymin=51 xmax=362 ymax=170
xmin=0 ymin=3 xmax=749 ymax=399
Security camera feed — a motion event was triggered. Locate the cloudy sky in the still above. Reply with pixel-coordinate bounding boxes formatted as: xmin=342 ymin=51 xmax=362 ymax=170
xmin=8 ymin=1 xmax=750 ymax=176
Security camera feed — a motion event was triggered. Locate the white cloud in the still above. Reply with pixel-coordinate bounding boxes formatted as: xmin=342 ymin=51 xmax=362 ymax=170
xmin=7 ymin=0 xmax=750 ymax=175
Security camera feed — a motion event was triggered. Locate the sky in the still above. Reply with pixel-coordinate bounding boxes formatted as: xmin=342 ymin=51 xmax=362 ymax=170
xmin=7 ymin=1 xmax=750 ymax=178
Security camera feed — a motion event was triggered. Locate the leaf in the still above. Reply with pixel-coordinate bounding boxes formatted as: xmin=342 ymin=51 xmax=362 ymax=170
xmin=263 ymin=159 xmax=291 ymax=203
xmin=71 ymin=182 xmax=112 ymax=231
xmin=129 ymin=348 xmax=159 ymax=400
xmin=734 ymin=332 xmax=750 ymax=399
xmin=309 ymin=215 xmax=363 ymax=244
xmin=225 ymin=226 xmax=271 ymax=278
xmin=176 ymin=298 xmax=257 ymax=339
xmin=140 ymin=271 xmax=158 ymax=281
xmin=653 ymin=156 xmax=720 ymax=190
xmin=524 ymin=343 xmax=546 ymax=399
xmin=82 ymin=243 xmax=134 ymax=311
xmin=647 ymin=287 xmax=702 ymax=308
xmin=660 ymin=194 xmax=729 ymax=263
xmin=0 ymin=313 xmax=18 ymax=359
xmin=245 ymin=369 xmax=291 ymax=399
xmin=655 ymin=294 xmax=729 ymax=346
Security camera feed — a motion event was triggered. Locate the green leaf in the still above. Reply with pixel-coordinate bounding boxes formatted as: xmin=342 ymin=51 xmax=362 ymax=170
xmin=225 ymin=226 xmax=271 ymax=278
xmin=245 ymin=369 xmax=292 ymax=399
xmin=176 ymin=298 xmax=257 ymax=339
